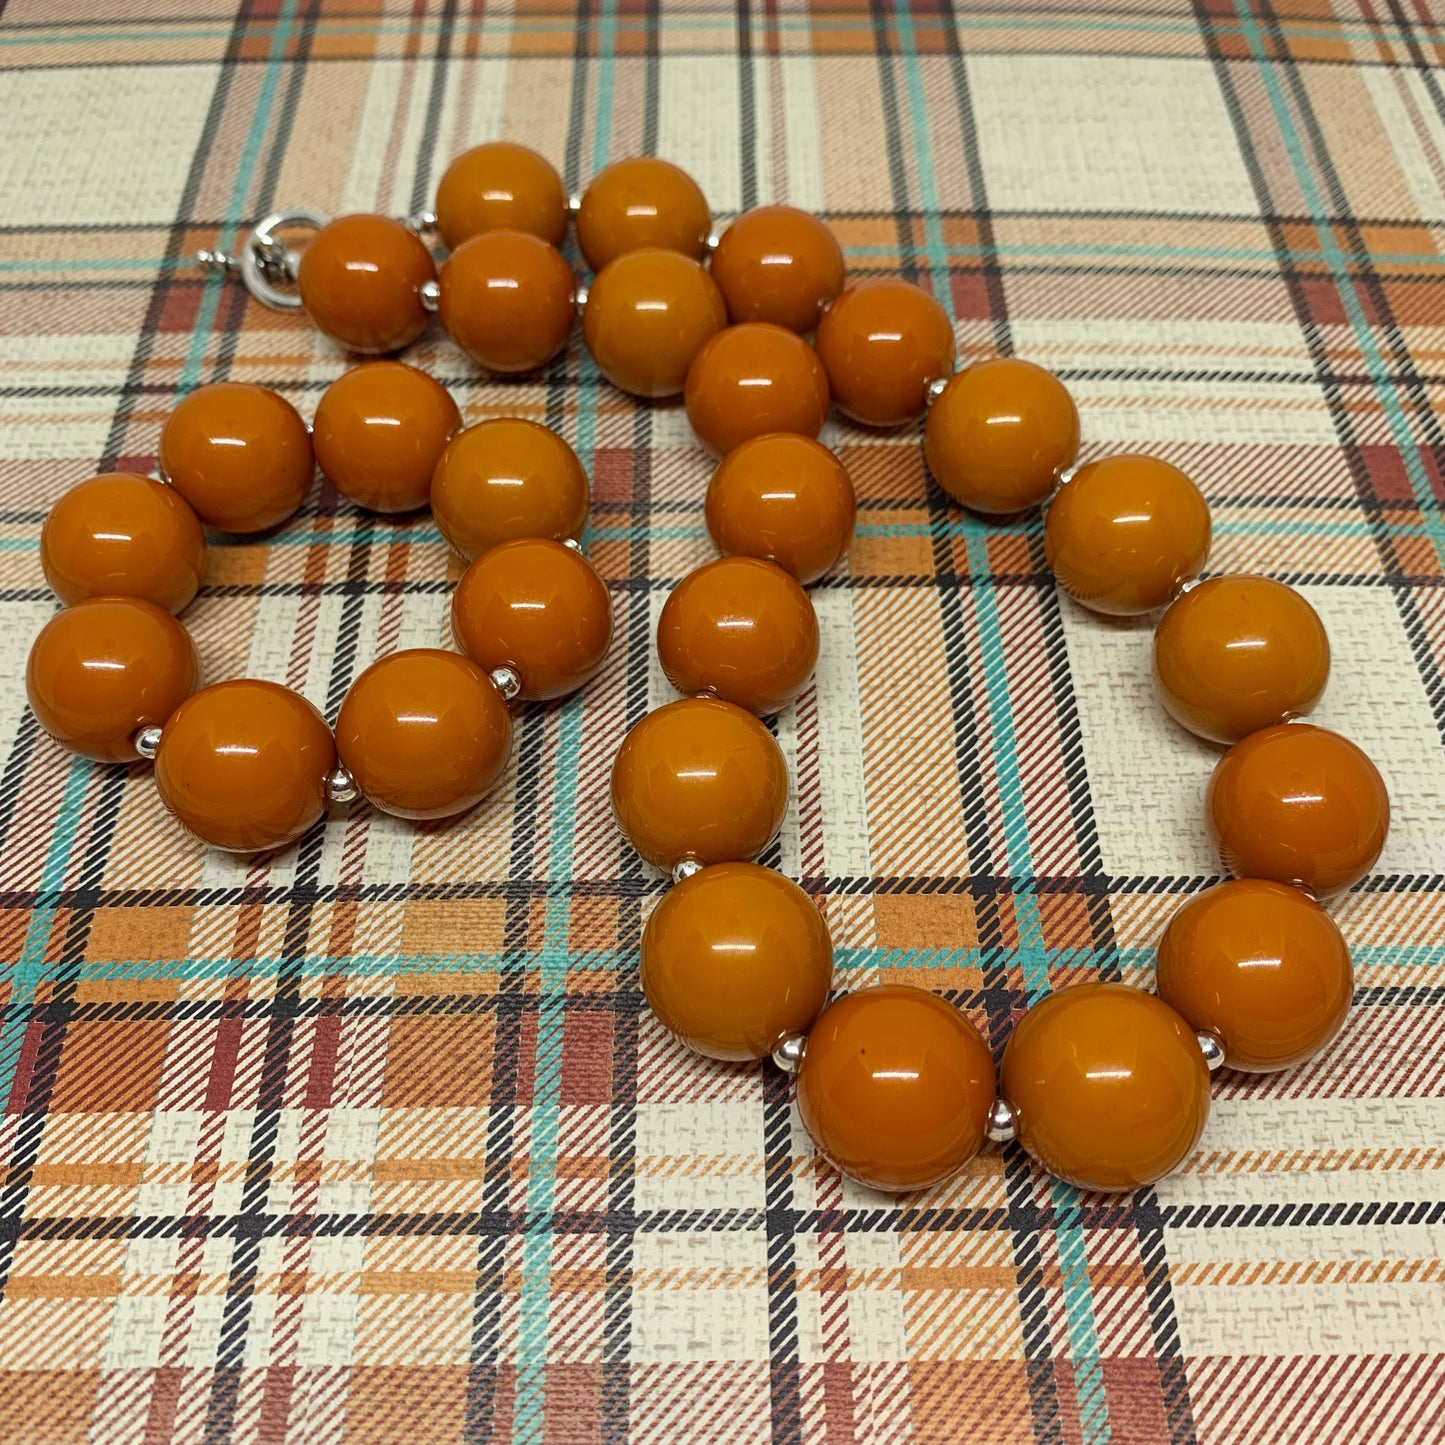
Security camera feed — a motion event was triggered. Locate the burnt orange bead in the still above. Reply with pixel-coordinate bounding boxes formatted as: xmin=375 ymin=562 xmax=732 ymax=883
xmin=431 ymin=419 xmax=589 ymax=561
xmin=576 ymin=156 xmax=711 ymax=272
xmin=41 ymin=473 xmax=206 ymax=614
xmin=296 ymin=213 xmax=436 ymax=354
xmin=583 ymin=248 xmax=727 ymax=399
xmin=160 ymin=382 xmax=314 ymax=534
xmin=313 ymin=361 xmax=460 ymax=514
xmin=610 ymin=697 xmax=789 ymax=871
xmin=641 ymin=862 xmax=833 ymax=1061
xmin=153 ymin=680 xmax=335 ymax=853
xmin=684 ymin=324 xmax=830 ymax=456
xmin=1206 ymin=723 xmax=1389 ymax=896
xmin=710 ymin=206 xmax=846 ymax=333
xmin=813 ymin=279 xmax=956 ymax=428
xmin=1153 ymin=575 xmax=1330 ymax=744
xmin=924 ymin=358 xmax=1080 ymax=515
xmin=704 ymin=434 xmax=856 ymax=585
xmin=657 ymin=558 xmax=819 ymax=715
xmin=1157 ymin=879 xmax=1353 ymax=1073
xmin=1000 ymin=983 xmax=1211 ymax=1193
xmin=434 ymin=141 xmax=569 ymax=250
xmin=452 ymin=538 xmax=612 ymax=701
xmin=438 ymin=231 xmax=576 ymax=374
xmin=26 ymin=597 xmax=198 ymax=763
xmin=1044 ymin=455 xmax=1212 ymax=616
xmin=796 ymin=986 xmax=995 ymax=1193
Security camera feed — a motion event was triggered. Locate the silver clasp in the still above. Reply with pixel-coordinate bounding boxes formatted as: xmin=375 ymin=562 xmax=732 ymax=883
xmin=195 ymin=207 xmax=331 ymax=310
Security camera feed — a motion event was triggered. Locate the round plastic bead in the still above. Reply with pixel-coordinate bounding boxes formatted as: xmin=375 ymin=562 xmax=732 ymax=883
xmin=796 ymin=985 xmax=996 ymax=1193
xmin=452 ymin=538 xmax=613 ymax=701
xmin=813 ymin=279 xmax=956 ymax=427
xmin=582 ymin=248 xmax=727 ymax=398
xmin=312 ymin=361 xmax=460 ymax=514
xmin=924 ymin=358 xmax=1080 ymax=515
xmin=641 ymin=862 xmax=833 ymax=1061
xmin=160 ymin=382 xmax=315 ymax=534
xmin=710 ymin=206 xmax=845 ymax=333
xmin=296 ymin=213 xmax=436 ymax=354
xmin=434 ymin=141 xmax=569 ymax=251
xmin=683 ymin=324 xmax=830 ymax=456
xmin=41 ymin=473 xmax=206 ymax=614
xmin=657 ymin=557 xmax=819 ymax=715
xmin=1156 ymin=879 xmax=1353 ymax=1072
xmin=1044 ymin=454 xmax=1212 ymax=616
xmin=26 ymin=597 xmax=198 ymax=763
xmin=576 ymin=156 xmax=711 ymax=273
xmin=610 ymin=697 xmax=789 ymax=872
xmin=999 ymin=983 xmax=1211 ymax=1193
xmin=153 ymin=679 xmax=336 ymax=853
xmin=430 ymin=419 xmax=589 ymax=561
xmin=334 ymin=649 xmax=513 ymax=821
xmin=1205 ymin=723 xmax=1389 ymax=897
xmin=1153 ymin=575 xmax=1330 ymax=744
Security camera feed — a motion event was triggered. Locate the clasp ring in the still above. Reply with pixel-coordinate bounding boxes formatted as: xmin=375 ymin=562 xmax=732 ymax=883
xmin=196 ymin=207 xmax=331 ymax=311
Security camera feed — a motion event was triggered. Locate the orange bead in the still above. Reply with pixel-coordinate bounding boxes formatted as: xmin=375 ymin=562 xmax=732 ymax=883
xmin=431 ymin=419 xmax=589 ymax=561
xmin=796 ymin=985 xmax=995 ymax=1193
xmin=1205 ymin=723 xmax=1389 ymax=897
xmin=704 ymin=434 xmax=856 ymax=585
xmin=451 ymin=538 xmax=613 ymax=702
xmin=641 ymin=862 xmax=833 ymax=1061
xmin=438 ymin=231 xmax=576 ymax=374
xmin=334 ymin=649 xmax=513 ymax=821
xmin=710 ymin=205 xmax=846 ymax=333
xmin=814 ymin=279 xmax=956 ymax=427
xmin=924 ymin=358 xmax=1080 ymax=515
xmin=683 ymin=324 xmax=830 ymax=456
xmin=26 ymin=597 xmax=198 ymax=763
xmin=1156 ymin=879 xmax=1353 ymax=1073
xmin=1044 ymin=454 xmax=1212 ymax=616
xmin=999 ymin=983 xmax=1211 ymax=1193
xmin=41 ymin=473 xmax=206 ymax=614
xmin=153 ymin=679 xmax=336 ymax=853
xmin=296 ymin=213 xmax=436 ymax=354
xmin=160 ymin=382 xmax=315 ymax=534
xmin=313 ymin=361 xmax=460 ymax=514
xmin=434 ymin=141 xmax=569 ymax=250
xmin=657 ymin=558 xmax=819 ymax=715
xmin=610 ymin=697 xmax=789 ymax=872
xmin=1153 ymin=575 xmax=1330 ymax=744
xmin=582 ymin=248 xmax=727 ymax=398
xmin=576 ymin=156 xmax=711 ymax=272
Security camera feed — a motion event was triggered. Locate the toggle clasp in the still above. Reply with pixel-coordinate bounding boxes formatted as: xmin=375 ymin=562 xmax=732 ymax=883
xmin=195 ymin=207 xmax=331 ymax=310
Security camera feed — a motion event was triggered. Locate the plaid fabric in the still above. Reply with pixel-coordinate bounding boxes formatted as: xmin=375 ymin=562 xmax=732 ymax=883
xmin=2 ymin=1 xmax=1444 ymax=1441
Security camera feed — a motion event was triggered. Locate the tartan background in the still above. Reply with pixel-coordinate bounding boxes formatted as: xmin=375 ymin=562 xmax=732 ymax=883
xmin=2 ymin=0 xmax=1445 ymax=1441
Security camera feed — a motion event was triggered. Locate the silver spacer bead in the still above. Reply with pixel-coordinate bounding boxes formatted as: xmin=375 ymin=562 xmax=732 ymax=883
xmin=419 ymin=279 xmax=441 ymax=313
xmin=404 ymin=208 xmax=437 ymax=236
xmin=671 ymin=857 xmax=705 ymax=884
xmin=489 ymin=666 xmax=522 ymax=702
xmin=574 ymin=282 xmax=589 ymax=314
xmin=772 ymin=1033 xmax=806 ymax=1073
xmin=567 ymin=191 xmax=583 ymax=215
xmin=133 ymin=725 xmax=163 ymax=761
xmin=1170 ymin=575 xmax=1202 ymax=602
xmin=925 ymin=375 xmax=951 ymax=407
xmin=986 ymin=1098 xmax=1017 ymax=1144
xmin=562 ymin=537 xmax=583 ymax=553
xmin=1196 ymin=1030 xmax=1226 ymax=1072
xmin=705 ymin=229 xmax=721 ymax=254
xmin=326 ymin=765 xmax=359 ymax=806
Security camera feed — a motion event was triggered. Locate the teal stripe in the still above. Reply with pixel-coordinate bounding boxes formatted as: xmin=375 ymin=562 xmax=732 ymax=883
xmin=1053 ymin=1180 xmax=1111 ymax=1442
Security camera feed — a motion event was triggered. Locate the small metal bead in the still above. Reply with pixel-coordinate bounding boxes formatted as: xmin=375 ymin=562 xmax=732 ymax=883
xmin=419 ymin=279 xmax=441 ymax=313
xmin=925 ymin=375 xmax=951 ymax=407
xmin=567 ymin=191 xmax=583 ymax=215
xmin=1171 ymin=575 xmax=1202 ymax=602
xmin=563 ymin=537 xmax=583 ymax=553
xmin=326 ymin=765 xmax=359 ymax=806
xmin=133 ymin=725 xmax=163 ymax=761
xmin=986 ymin=1097 xmax=1017 ymax=1144
xmin=196 ymin=247 xmax=240 ymax=276
xmin=405 ymin=208 xmax=437 ymax=236
xmin=705 ymin=230 xmax=721 ymax=254
xmin=671 ymin=857 xmax=704 ymax=884
xmin=574 ymin=282 xmax=589 ymax=313
xmin=1196 ymin=1030 xmax=1226 ymax=1073
xmin=772 ymin=1033 xmax=806 ymax=1074
xmin=489 ymin=665 xmax=522 ymax=702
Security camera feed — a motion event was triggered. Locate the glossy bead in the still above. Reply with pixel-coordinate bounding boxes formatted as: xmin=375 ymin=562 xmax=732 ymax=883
xmin=26 ymin=597 xmax=198 ymax=763
xmin=610 ymin=697 xmax=789 ymax=871
xmin=795 ymin=985 xmax=995 ymax=1193
xmin=438 ymin=231 xmax=576 ymax=374
xmin=704 ymin=434 xmax=856 ymax=585
xmin=1153 ymin=575 xmax=1330 ymax=744
xmin=1157 ymin=879 xmax=1353 ymax=1072
xmin=153 ymin=680 xmax=335 ymax=853
xmin=1044 ymin=455 xmax=1212 ymax=616
xmin=1206 ymin=723 xmax=1389 ymax=896
xmin=313 ymin=361 xmax=459 ymax=514
xmin=434 ymin=141 xmax=569 ymax=250
xmin=657 ymin=557 xmax=819 ymax=715
xmin=452 ymin=538 xmax=612 ymax=701
xmin=683 ymin=324 xmax=830 ymax=456
xmin=924 ymin=358 xmax=1080 ymax=515
xmin=710 ymin=206 xmax=846 ymax=333
xmin=576 ymin=156 xmax=711 ymax=272
xmin=641 ymin=862 xmax=833 ymax=1061
xmin=430 ymin=419 xmax=589 ymax=561
xmin=40 ymin=473 xmax=206 ymax=614
xmin=814 ymin=279 xmax=956 ymax=427
xmin=999 ymin=983 xmax=1211 ymax=1193
xmin=160 ymin=382 xmax=315 ymax=534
